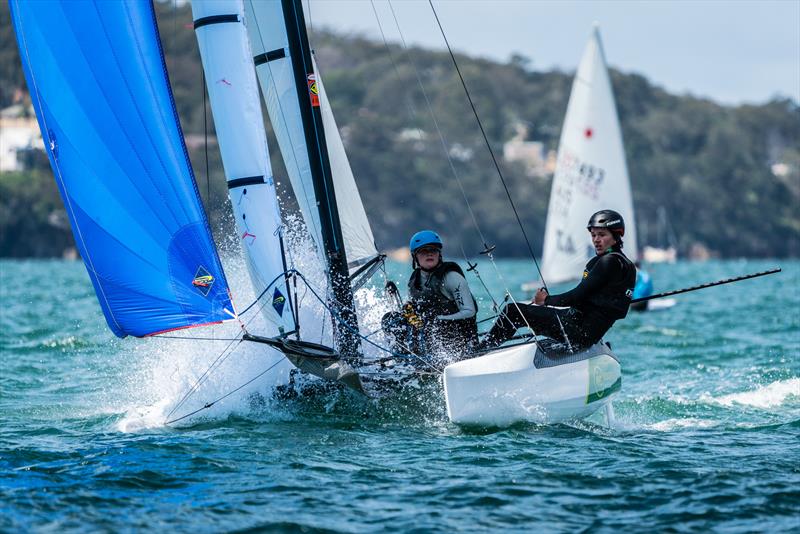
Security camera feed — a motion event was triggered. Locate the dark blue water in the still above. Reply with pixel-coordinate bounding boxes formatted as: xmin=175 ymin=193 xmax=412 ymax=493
xmin=1 ymin=259 xmax=798 ymax=532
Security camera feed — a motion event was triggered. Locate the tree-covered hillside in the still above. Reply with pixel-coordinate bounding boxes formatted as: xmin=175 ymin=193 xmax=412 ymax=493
xmin=1 ymin=2 xmax=797 ymax=259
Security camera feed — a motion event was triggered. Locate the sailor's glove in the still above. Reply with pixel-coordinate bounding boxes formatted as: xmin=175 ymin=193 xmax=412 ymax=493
xmin=402 ymin=303 xmax=424 ymax=329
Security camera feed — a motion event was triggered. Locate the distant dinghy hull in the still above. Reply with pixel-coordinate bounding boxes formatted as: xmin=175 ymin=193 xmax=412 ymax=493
xmin=443 ymin=342 xmax=621 ymax=426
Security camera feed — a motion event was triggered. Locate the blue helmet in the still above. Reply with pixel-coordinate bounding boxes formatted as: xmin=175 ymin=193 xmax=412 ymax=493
xmin=409 ymin=230 xmax=443 ymax=254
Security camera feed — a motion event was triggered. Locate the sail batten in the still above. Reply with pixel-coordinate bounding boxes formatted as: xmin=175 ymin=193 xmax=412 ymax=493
xmin=11 ymin=0 xmax=234 ymax=338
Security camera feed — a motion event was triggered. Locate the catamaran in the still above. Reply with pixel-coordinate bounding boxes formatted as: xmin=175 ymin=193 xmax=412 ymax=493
xmin=11 ymin=0 xmax=622 ymax=427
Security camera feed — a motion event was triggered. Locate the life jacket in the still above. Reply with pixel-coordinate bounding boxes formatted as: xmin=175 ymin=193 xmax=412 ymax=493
xmin=581 ymin=250 xmax=637 ymax=320
xmin=407 ymin=261 xmax=478 ymax=351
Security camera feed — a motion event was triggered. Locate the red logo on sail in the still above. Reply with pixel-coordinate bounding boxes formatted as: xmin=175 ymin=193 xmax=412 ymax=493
xmin=307 ymin=73 xmax=319 ymax=107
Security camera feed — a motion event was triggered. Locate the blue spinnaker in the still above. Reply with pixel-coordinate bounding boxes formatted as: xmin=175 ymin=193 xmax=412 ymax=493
xmin=10 ymin=0 xmax=235 ymax=337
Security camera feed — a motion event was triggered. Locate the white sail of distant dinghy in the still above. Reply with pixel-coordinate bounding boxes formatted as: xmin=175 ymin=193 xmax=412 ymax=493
xmin=244 ymin=0 xmax=379 ymax=272
xmin=191 ymin=0 xmax=296 ymax=337
xmin=541 ymin=25 xmax=638 ymax=284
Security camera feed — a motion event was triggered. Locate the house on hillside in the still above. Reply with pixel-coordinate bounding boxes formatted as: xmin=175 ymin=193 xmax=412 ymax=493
xmin=0 ymin=104 xmax=44 ymax=172
xmin=502 ymin=123 xmax=556 ymax=178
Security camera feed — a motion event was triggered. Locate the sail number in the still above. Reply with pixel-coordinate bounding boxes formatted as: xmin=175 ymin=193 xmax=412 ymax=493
xmin=554 ymin=149 xmax=606 ymax=202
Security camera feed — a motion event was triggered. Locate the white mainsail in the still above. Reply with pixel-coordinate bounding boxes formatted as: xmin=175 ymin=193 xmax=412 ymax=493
xmin=243 ymin=0 xmax=378 ymax=271
xmin=192 ymin=0 xmax=296 ymax=333
xmin=541 ymin=25 xmax=638 ymax=284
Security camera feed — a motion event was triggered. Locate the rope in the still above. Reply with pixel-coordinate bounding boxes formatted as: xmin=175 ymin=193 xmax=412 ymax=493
xmin=383 ymin=1 xmax=521 ymax=328
xmin=164 ymin=335 xmax=245 ymax=421
xmin=426 ymin=0 xmax=573 ymax=351
xmin=164 ymin=355 xmax=287 ymax=425
xmin=427 ymin=0 xmax=542 ymax=280
xmin=291 ymin=270 xmax=444 ymax=372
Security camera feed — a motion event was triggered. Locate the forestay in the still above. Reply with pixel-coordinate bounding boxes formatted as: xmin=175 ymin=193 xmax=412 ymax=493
xmin=541 ymin=26 xmax=638 ymax=284
xmin=10 ymin=0 xmax=234 ymax=337
xmin=192 ymin=0 xmax=296 ymax=334
xmin=243 ymin=0 xmax=378 ymax=272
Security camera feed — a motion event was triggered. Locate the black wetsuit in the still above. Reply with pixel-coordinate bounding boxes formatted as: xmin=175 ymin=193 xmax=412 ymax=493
xmin=483 ymin=246 xmax=636 ymax=349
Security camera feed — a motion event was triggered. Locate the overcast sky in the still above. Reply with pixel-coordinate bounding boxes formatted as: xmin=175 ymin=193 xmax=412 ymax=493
xmin=305 ymin=0 xmax=800 ymax=106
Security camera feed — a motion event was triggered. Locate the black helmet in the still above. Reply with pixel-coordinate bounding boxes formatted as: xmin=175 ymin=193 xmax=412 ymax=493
xmin=587 ymin=209 xmax=625 ymax=236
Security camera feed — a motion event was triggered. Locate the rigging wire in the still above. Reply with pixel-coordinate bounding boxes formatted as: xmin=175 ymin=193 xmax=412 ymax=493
xmin=162 ymin=269 xmax=300 ymax=422
xmin=164 ymin=355 xmax=288 ymax=425
xmin=377 ymin=0 xmax=501 ymax=312
xmin=291 ymin=270 xmax=444 ymax=372
xmin=426 ymin=0 xmax=546 ymax=288
xmin=384 ymin=1 xmax=538 ymax=339
xmin=380 ymin=1 xmax=486 ymax=254
xmin=426 ymin=0 xmax=573 ymax=350
xmin=164 ymin=335 xmax=245 ymax=421
xmin=164 ymin=264 xmax=445 ymax=424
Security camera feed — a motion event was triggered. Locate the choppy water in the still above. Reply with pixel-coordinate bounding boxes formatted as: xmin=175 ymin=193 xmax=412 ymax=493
xmin=1 ymin=258 xmax=798 ymax=532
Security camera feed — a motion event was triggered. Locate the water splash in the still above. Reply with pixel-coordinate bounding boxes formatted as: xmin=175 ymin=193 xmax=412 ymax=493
xmin=706 ymin=378 xmax=800 ymax=409
xmin=114 ymin=215 xmax=409 ymax=431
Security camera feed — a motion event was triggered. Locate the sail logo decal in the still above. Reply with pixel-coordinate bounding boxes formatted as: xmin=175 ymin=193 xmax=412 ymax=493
xmin=47 ymin=129 xmax=58 ymax=158
xmin=587 ymin=357 xmax=621 ymax=404
xmin=242 ymin=230 xmax=256 ymax=244
xmin=307 ymin=74 xmax=320 ymax=107
xmin=272 ymin=288 xmax=286 ymax=316
xmin=192 ymin=266 xmax=215 ymax=296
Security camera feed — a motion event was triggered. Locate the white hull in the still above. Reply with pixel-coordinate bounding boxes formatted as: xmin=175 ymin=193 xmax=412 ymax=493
xmin=443 ymin=342 xmax=621 ymax=426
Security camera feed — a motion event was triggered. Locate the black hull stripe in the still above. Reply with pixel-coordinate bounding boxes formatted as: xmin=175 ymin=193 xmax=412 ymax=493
xmin=227 ymin=176 xmax=265 ymax=189
xmin=193 ymin=14 xmax=239 ymax=30
xmin=254 ymin=48 xmax=286 ymax=66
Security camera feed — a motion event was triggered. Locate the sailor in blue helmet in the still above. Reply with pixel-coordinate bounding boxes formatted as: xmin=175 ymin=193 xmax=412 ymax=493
xmin=382 ymin=230 xmax=478 ymax=357
xmin=478 ymin=210 xmax=636 ymax=350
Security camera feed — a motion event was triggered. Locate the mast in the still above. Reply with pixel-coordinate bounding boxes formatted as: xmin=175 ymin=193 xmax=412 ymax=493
xmin=281 ymin=0 xmax=360 ymax=358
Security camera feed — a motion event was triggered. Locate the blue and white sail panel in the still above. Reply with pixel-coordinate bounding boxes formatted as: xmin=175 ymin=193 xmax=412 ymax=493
xmin=244 ymin=0 xmax=379 ymax=272
xmin=192 ymin=0 xmax=296 ymax=334
xmin=10 ymin=0 xmax=234 ymax=337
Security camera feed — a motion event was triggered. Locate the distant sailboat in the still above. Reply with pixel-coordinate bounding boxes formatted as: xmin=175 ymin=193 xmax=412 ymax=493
xmin=642 ymin=206 xmax=678 ymax=263
xmin=540 ymin=25 xmax=638 ymax=284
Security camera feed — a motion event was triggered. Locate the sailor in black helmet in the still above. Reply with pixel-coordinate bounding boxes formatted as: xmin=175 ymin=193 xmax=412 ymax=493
xmin=382 ymin=230 xmax=478 ymax=357
xmin=478 ymin=210 xmax=636 ymax=350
